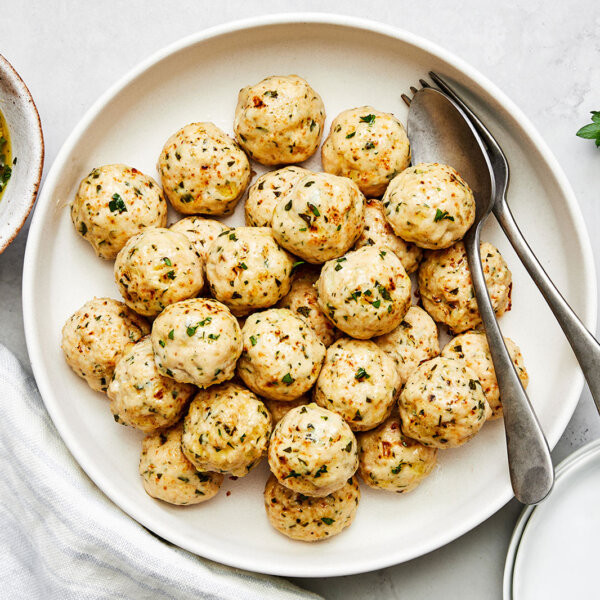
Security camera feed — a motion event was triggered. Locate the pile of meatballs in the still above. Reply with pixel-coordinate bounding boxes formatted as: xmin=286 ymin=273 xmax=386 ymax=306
xmin=62 ymin=74 xmax=528 ymax=543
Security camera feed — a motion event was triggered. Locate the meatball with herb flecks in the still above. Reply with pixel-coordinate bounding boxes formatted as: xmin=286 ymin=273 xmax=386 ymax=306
xmin=264 ymin=474 xmax=360 ymax=542
xmin=140 ymin=423 xmax=223 ymax=505
xmin=322 ymin=106 xmax=411 ymax=198
xmin=374 ymin=306 xmax=440 ymax=384
xmin=206 ymin=227 xmax=295 ymax=316
xmin=272 ymin=172 xmax=365 ymax=264
xmin=383 ymin=163 xmax=475 ymax=249
xmin=314 ymin=338 xmax=400 ymax=431
xmin=114 ymin=227 xmax=203 ymax=317
xmin=61 ymin=297 xmax=149 ymax=393
xmin=358 ymin=414 xmax=437 ymax=493
xmin=316 ymin=245 xmax=411 ymax=339
xmin=108 ymin=336 xmax=195 ymax=432
xmin=268 ymin=403 xmax=358 ymax=497
xmin=71 ymin=164 xmax=167 ymax=260
xmin=418 ymin=241 xmax=512 ymax=334
xmin=245 ymin=166 xmax=311 ymax=227
xmin=151 ymin=298 xmax=242 ymax=388
xmin=234 ymin=75 xmax=325 ymax=165
xmin=237 ymin=308 xmax=326 ymax=401
xmin=354 ymin=198 xmax=422 ymax=274
xmin=398 ymin=357 xmax=491 ymax=448
xmin=442 ymin=330 xmax=528 ymax=419
xmin=158 ymin=122 xmax=250 ymax=215
xmin=182 ymin=382 xmax=272 ymax=477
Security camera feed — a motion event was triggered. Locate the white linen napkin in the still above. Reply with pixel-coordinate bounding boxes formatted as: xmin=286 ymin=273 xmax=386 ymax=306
xmin=0 ymin=343 xmax=321 ymax=600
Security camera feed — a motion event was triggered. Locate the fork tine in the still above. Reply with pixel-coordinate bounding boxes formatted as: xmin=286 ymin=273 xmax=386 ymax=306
xmin=409 ymin=86 xmax=419 ymax=95
xmin=401 ymin=93 xmax=412 ymax=107
xmin=419 ymin=79 xmax=431 ymax=88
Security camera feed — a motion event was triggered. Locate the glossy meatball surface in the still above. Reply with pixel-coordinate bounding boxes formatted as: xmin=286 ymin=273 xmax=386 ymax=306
xmin=442 ymin=331 xmax=528 ymax=419
xmin=158 ymin=122 xmax=250 ymax=215
xmin=108 ymin=336 xmax=195 ymax=432
xmin=206 ymin=227 xmax=295 ymax=316
xmin=316 ymin=245 xmax=411 ymax=339
xmin=314 ymin=338 xmax=400 ymax=431
xmin=358 ymin=414 xmax=437 ymax=493
xmin=264 ymin=475 xmax=360 ymax=542
xmin=151 ymin=298 xmax=242 ymax=388
xmin=234 ymin=75 xmax=325 ymax=165
xmin=61 ymin=297 xmax=149 ymax=392
xmin=418 ymin=241 xmax=512 ymax=333
xmin=182 ymin=382 xmax=272 ymax=477
xmin=114 ymin=227 xmax=203 ymax=317
xmin=272 ymin=172 xmax=365 ymax=264
xmin=71 ymin=164 xmax=167 ymax=260
xmin=237 ymin=308 xmax=326 ymax=401
xmin=374 ymin=306 xmax=440 ymax=384
xmin=139 ymin=423 xmax=223 ymax=505
xmin=383 ymin=163 xmax=475 ymax=250
xmin=321 ymin=106 xmax=410 ymax=197
xmin=399 ymin=357 xmax=491 ymax=448
xmin=268 ymin=403 xmax=358 ymax=497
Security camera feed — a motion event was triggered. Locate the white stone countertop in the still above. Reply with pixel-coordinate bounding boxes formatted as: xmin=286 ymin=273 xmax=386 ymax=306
xmin=2 ymin=2 xmax=599 ymax=598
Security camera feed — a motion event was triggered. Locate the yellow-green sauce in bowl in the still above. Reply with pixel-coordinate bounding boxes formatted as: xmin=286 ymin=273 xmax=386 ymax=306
xmin=0 ymin=110 xmax=13 ymax=200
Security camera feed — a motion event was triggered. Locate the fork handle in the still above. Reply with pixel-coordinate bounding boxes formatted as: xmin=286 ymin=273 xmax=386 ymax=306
xmin=464 ymin=226 xmax=554 ymax=504
xmin=493 ymin=198 xmax=600 ymax=413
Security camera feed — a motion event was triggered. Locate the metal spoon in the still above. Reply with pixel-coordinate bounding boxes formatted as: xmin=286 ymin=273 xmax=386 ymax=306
xmin=408 ymin=87 xmax=554 ymax=504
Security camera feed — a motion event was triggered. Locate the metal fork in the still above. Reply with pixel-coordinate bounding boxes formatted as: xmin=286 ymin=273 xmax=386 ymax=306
xmin=404 ymin=72 xmax=600 ymax=416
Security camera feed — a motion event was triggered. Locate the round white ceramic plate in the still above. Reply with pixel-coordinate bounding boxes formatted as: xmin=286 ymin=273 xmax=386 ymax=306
xmin=23 ymin=14 xmax=596 ymax=577
xmin=503 ymin=439 xmax=600 ymax=599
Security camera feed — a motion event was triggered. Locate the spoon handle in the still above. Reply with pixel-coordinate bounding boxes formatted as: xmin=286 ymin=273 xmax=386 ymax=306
xmin=464 ymin=227 xmax=554 ymax=504
xmin=494 ymin=198 xmax=600 ymax=413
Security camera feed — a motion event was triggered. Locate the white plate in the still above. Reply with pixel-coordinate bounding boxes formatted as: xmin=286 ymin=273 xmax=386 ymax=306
xmin=22 ymin=14 xmax=596 ymax=577
xmin=503 ymin=439 xmax=600 ymax=599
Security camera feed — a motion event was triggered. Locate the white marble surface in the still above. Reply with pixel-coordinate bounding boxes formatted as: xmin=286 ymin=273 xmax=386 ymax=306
xmin=2 ymin=1 xmax=600 ymax=598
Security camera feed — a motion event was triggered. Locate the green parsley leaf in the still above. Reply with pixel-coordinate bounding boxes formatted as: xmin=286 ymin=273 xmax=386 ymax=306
xmin=308 ymin=202 xmax=320 ymax=217
xmin=168 ymin=329 xmax=175 ymax=340
xmin=345 ymin=131 xmax=356 ymax=139
xmin=282 ymin=373 xmax=295 ymax=385
xmin=250 ymin=335 xmax=258 ymax=346
xmin=321 ymin=517 xmax=335 ymax=525
xmin=434 ymin=209 xmax=455 ymax=222
xmin=355 ymin=367 xmax=370 ymax=381
xmin=576 ymin=111 xmax=600 ymax=147
xmin=359 ymin=114 xmax=376 ymax=125
xmin=163 ymin=257 xmax=172 ymax=267
xmin=108 ymin=193 xmax=127 ymax=213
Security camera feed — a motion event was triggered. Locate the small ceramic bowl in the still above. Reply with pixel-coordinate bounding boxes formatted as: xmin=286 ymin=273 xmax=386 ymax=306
xmin=0 ymin=54 xmax=44 ymax=253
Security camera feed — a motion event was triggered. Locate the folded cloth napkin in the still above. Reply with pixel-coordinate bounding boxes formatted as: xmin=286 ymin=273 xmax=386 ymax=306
xmin=0 ymin=343 xmax=321 ymax=600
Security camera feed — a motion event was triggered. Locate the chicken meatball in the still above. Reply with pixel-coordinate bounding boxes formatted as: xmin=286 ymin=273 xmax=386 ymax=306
xmin=158 ymin=122 xmax=250 ymax=215
xmin=245 ymin=166 xmax=311 ymax=227
xmin=354 ymin=198 xmax=422 ymax=274
xmin=374 ymin=306 xmax=440 ymax=384
xmin=206 ymin=227 xmax=295 ymax=316
xmin=264 ymin=396 xmax=310 ymax=425
xmin=316 ymin=245 xmax=411 ymax=339
xmin=151 ymin=298 xmax=242 ymax=388
xmin=139 ymin=423 xmax=223 ymax=505
xmin=61 ymin=297 xmax=149 ymax=393
xmin=321 ymin=107 xmax=411 ymax=198
xmin=442 ymin=331 xmax=528 ymax=419
xmin=182 ymin=382 xmax=272 ymax=477
xmin=108 ymin=337 xmax=195 ymax=432
xmin=314 ymin=338 xmax=400 ymax=431
xmin=234 ymin=75 xmax=325 ymax=165
xmin=383 ymin=163 xmax=476 ymax=249
xmin=418 ymin=241 xmax=512 ymax=333
xmin=114 ymin=228 xmax=203 ymax=317
xmin=264 ymin=475 xmax=360 ymax=542
xmin=268 ymin=403 xmax=358 ymax=497
xmin=399 ymin=357 xmax=491 ymax=448
xmin=277 ymin=266 xmax=339 ymax=347
xmin=358 ymin=414 xmax=437 ymax=493
xmin=71 ymin=164 xmax=167 ymax=260
xmin=237 ymin=309 xmax=326 ymax=401
xmin=271 ymin=172 xmax=365 ymax=264
xmin=169 ymin=216 xmax=229 ymax=264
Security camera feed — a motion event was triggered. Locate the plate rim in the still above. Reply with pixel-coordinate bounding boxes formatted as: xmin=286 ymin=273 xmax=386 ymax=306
xmin=502 ymin=438 xmax=600 ymax=599
xmin=22 ymin=12 xmax=598 ymax=577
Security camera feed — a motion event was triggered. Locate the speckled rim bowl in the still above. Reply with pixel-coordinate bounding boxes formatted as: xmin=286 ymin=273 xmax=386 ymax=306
xmin=0 ymin=54 xmax=44 ymax=253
